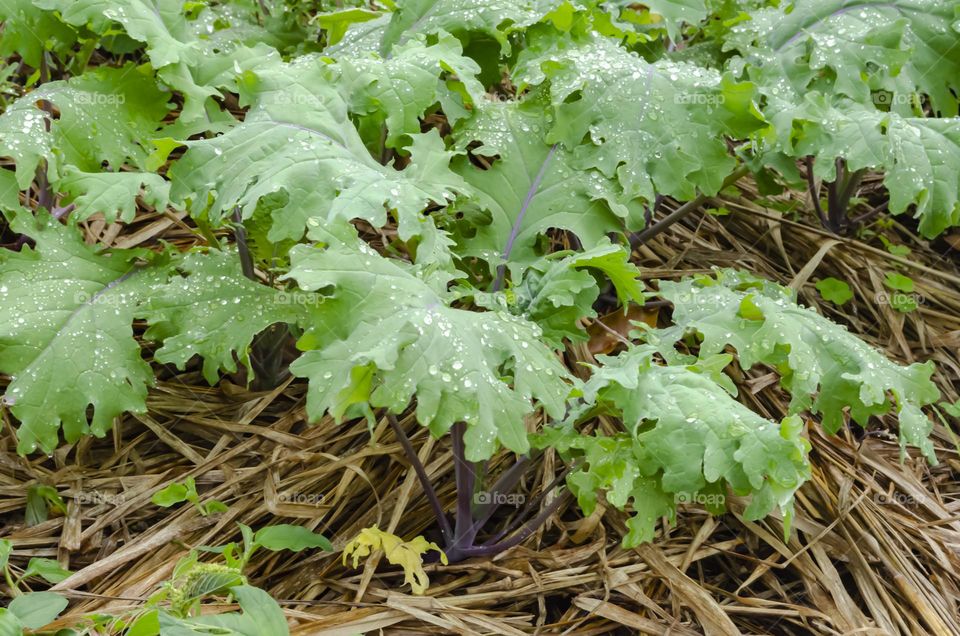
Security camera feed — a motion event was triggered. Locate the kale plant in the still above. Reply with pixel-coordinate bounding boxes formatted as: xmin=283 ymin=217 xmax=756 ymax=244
xmin=0 ymin=0 xmax=951 ymax=562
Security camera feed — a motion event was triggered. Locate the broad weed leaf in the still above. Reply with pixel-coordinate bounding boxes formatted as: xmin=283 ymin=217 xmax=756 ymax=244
xmin=253 ymin=525 xmax=333 ymax=553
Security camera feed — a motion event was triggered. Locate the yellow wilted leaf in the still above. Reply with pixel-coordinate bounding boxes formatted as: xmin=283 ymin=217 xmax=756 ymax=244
xmin=342 ymin=525 xmax=448 ymax=595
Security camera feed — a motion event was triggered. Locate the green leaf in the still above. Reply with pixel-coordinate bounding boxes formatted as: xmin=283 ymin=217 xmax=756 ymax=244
xmin=650 ymin=270 xmax=940 ymax=462
xmin=540 ymin=345 xmax=810 ymax=546
xmin=0 ymin=169 xmax=24 ymax=217
xmin=203 ymin=500 xmax=229 ymax=515
xmin=126 ymin=610 xmax=160 ymax=636
xmin=725 ymin=0 xmax=960 ymax=115
xmin=317 ymin=8 xmax=383 ymax=46
xmin=25 ymin=484 xmax=66 ymax=526
xmin=0 ymin=539 xmax=12 ymax=570
xmin=381 ymin=0 xmax=569 ymax=55
xmin=884 ymin=272 xmax=915 ymax=292
xmin=253 ymin=525 xmax=333 ymax=553
xmin=815 ymin=277 xmax=853 ymax=305
xmin=0 ymin=214 xmax=165 ymax=454
xmin=152 ymin=478 xmax=197 ymax=508
xmin=324 ymin=14 xmax=392 ymax=58
xmin=880 ymin=236 xmax=911 ymax=256
xmin=0 ymin=0 xmax=78 ymax=68
xmin=451 ymin=97 xmax=644 ymax=276
xmin=767 ymin=95 xmax=960 ymax=237
xmin=685 ymin=353 xmax=737 ymax=396
xmin=284 ymin=238 xmax=574 ymax=461
xmin=490 ymin=239 xmax=644 ymax=345
xmin=0 ymin=65 xmax=171 ymax=191
xmin=330 ymin=31 xmax=484 ymax=147
xmin=8 ymin=592 xmax=68 ymax=630
xmin=940 ymin=400 xmax=960 ymax=418
xmin=738 ymin=294 xmax=764 ymax=321
xmin=39 ymin=0 xmax=196 ymax=67
xmin=631 ymin=0 xmax=708 ymax=40
xmin=37 ymin=0 xmax=280 ymax=122
xmin=0 ymin=608 xmax=23 ymax=636
xmin=60 ymin=168 xmax=171 ymax=224
xmin=21 ymin=557 xmax=72 ymax=584
xmin=883 ymin=272 xmax=919 ymax=312
xmin=169 ymin=56 xmax=468 ymax=242
xmin=162 ymin=585 xmax=289 ymax=636
xmin=515 ymin=34 xmax=765 ymax=202
xmin=142 ymin=249 xmax=316 ymax=384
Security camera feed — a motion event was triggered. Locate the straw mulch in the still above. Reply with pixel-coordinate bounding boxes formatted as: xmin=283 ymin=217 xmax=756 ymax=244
xmin=1 ymin=175 xmax=959 ymax=635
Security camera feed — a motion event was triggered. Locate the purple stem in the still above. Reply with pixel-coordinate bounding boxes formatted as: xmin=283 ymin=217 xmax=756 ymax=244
xmin=469 ymin=455 xmax=531 ymax=534
xmin=456 ymin=491 xmax=569 ymax=558
xmin=804 ymin=156 xmax=830 ymax=230
xmin=53 ymin=203 xmax=74 ymax=219
xmin=35 ymin=165 xmax=52 ymax=212
xmin=388 ymin=414 xmax=453 ymax=545
xmin=451 ymin=422 xmax=478 ymax=547
xmin=492 ymin=143 xmax=558 ymax=292
xmin=232 ymin=207 xmax=256 ymax=282
xmin=826 ymin=158 xmax=842 ymax=232
xmin=483 ymin=464 xmax=572 ymax=546
xmin=629 ymin=165 xmax=748 ymax=248
xmin=850 ymin=200 xmax=888 ymax=226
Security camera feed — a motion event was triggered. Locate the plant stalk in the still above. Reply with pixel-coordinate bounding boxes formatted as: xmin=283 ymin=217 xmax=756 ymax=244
xmin=458 ymin=491 xmax=569 ymax=558
xmin=450 ymin=422 xmax=479 ymax=552
xmin=483 ymin=463 xmax=572 ymax=545
xmin=804 ymin=155 xmax=830 ymax=230
xmin=387 ymin=414 xmax=453 ymax=545
xmin=232 ymin=208 xmax=256 ymax=282
xmin=469 ymin=455 xmax=531 ymax=533
xmin=630 ymin=165 xmax=749 ymax=247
